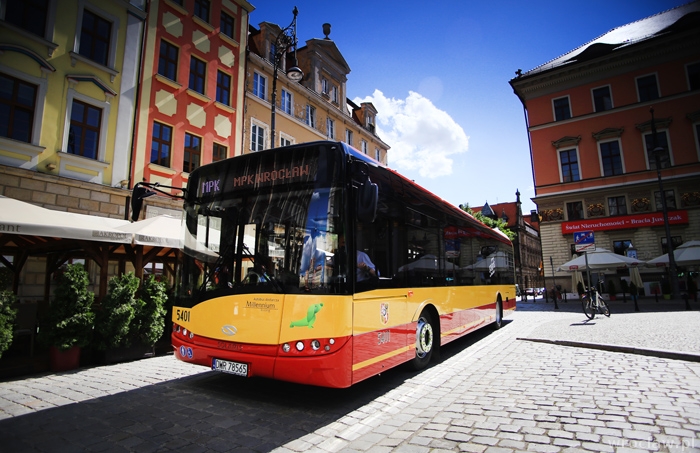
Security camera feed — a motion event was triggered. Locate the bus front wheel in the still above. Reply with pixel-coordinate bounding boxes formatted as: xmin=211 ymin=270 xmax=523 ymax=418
xmin=410 ymin=310 xmax=435 ymax=370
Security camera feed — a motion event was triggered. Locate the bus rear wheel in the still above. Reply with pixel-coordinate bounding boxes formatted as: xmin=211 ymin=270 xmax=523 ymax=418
xmin=410 ymin=310 xmax=435 ymax=370
xmin=492 ymin=298 xmax=503 ymax=330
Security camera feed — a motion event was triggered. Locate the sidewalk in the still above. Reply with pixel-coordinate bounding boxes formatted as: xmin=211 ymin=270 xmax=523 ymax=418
xmin=514 ymin=294 xmax=700 ymax=362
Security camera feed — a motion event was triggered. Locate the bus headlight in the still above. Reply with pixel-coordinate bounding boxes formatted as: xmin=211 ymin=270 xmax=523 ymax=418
xmin=311 ymin=340 xmax=321 ymax=350
xmin=295 ymin=341 xmax=305 ymax=351
xmin=282 ymin=343 xmax=290 ymax=353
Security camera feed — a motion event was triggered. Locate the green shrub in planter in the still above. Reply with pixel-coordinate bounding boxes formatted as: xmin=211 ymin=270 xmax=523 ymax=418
xmin=94 ymin=273 xmax=139 ymax=350
xmin=41 ymin=264 xmax=95 ymax=351
xmin=133 ymin=275 xmax=167 ymax=347
xmin=0 ymin=290 xmax=17 ymax=359
xmin=0 ymin=267 xmax=13 ymax=290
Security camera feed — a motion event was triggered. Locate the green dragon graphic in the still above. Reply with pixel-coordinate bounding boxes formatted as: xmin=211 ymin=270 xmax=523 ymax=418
xmin=290 ymin=303 xmax=324 ymax=328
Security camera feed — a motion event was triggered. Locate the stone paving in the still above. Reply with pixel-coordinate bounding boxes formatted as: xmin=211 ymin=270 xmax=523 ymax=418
xmin=272 ymin=299 xmax=700 ymax=453
xmin=0 ymin=298 xmax=699 ymax=452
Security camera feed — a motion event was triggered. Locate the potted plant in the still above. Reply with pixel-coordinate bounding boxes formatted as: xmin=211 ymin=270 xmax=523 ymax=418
xmin=0 ymin=290 xmax=17 ymax=359
xmin=41 ymin=264 xmax=95 ymax=371
xmin=94 ymin=273 xmax=139 ymax=361
xmin=94 ymin=273 xmax=168 ymax=363
xmin=607 ymin=280 xmax=617 ymax=300
xmin=661 ymin=279 xmax=671 ymax=300
xmin=133 ymin=275 xmax=168 ymax=349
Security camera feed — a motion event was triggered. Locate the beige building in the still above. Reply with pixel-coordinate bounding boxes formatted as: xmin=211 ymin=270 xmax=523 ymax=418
xmin=244 ymin=21 xmax=389 ymax=162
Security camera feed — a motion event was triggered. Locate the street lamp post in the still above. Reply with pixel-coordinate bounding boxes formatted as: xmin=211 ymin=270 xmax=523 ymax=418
xmin=270 ymin=7 xmax=304 ymax=149
xmin=650 ymin=107 xmax=679 ymax=300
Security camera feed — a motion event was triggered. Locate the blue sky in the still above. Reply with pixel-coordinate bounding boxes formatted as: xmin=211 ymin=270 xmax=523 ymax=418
xmin=247 ymin=0 xmax=687 ymax=214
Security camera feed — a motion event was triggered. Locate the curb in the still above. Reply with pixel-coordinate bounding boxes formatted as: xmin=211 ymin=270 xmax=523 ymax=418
xmin=517 ymin=337 xmax=700 ymax=362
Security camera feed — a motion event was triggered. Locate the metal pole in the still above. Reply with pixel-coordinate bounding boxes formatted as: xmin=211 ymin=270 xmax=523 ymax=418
xmin=270 ymin=59 xmax=278 ymax=148
xmin=650 ymin=108 xmax=679 ymax=300
xmin=549 ymin=256 xmax=559 ymax=310
xmin=585 ymin=251 xmax=592 ymax=301
xmin=270 ymin=7 xmax=300 ymax=150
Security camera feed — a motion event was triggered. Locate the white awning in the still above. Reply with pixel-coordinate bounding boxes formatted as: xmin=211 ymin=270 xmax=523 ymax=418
xmin=116 ymin=214 xmax=184 ymax=248
xmin=0 ymin=195 xmax=132 ymax=244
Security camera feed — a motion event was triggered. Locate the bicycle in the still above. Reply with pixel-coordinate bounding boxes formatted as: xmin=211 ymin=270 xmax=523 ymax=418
xmin=581 ymin=288 xmax=610 ymax=319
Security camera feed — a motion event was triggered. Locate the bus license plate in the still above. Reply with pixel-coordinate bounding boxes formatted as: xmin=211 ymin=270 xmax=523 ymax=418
xmin=212 ymin=358 xmax=248 ymax=376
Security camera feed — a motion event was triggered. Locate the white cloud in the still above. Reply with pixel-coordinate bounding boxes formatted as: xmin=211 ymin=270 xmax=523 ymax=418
xmin=354 ymin=90 xmax=469 ymax=178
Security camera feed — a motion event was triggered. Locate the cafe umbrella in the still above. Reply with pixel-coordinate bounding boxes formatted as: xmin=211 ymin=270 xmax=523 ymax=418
xmin=646 ymin=240 xmax=700 ymax=267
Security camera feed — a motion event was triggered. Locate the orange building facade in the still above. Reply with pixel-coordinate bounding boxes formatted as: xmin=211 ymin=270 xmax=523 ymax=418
xmin=130 ymin=0 xmax=252 ymax=205
xmin=510 ymin=2 xmax=700 ymax=294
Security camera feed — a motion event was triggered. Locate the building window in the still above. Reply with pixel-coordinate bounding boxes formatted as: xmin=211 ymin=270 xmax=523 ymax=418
xmin=253 ymin=73 xmax=266 ymax=100
xmin=216 ymin=71 xmax=231 ymax=106
xmin=321 ymin=78 xmax=328 ymax=94
xmin=189 ymin=57 xmax=206 ymax=95
xmin=280 ymin=136 xmax=291 ymax=147
xmin=654 ymin=189 xmax=676 ymax=211
xmin=608 ymin=196 xmax=627 ymax=216
xmin=326 ymin=118 xmax=334 ymax=139
xmin=600 ymin=141 xmax=623 ymax=176
xmin=661 ymin=236 xmax=683 ymax=254
xmin=183 ymin=133 xmax=201 ymax=173
xmin=150 ymin=122 xmax=172 ymax=167
xmin=613 ymin=240 xmax=632 ymax=256
xmin=158 ymin=40 xmax=178 ymax=81
xmin=220 ymin=11 xmax=235 ymax=39
xmin=0 ymin=73 xmax=37 ymax=143
xmin=68 ymin=99 xmax=101 ymax=159
xmin=566 ymin=201 xmax=584 ymax=221
xmin=687 ymin=62 xmax=700 ymax=91
xmin=553 ymin=96 xmax=571 ymax=121
xmin=375 ymin=148 xmax=380 ymax=161
xmin=636 ymin=74 xmax=659 ymax=102
xmin=5 ymin=0 xmax=49 ymax=37
xmin=213 ymin=143 xmax=227 ymax=162
xmin=330 ymin=86 xmax=338 ymax=103
xmin=592 ymin=86 xmax=612 ymax=112
xmin=559 ymin=149 xmax=580 ymax=182
xmin=251 ymin=123 xmax=265 ymax=151
xmin=280 ymin=89 xmax=292 ymax=115
xmin=193 ymin=0 xmax=210 ymax=23
xmin=305 ymin=105 xmax=315 ymax=128
xmin=79 ymin=9 xmax=112 ymax=67
xmin=361 ymin=139 xmax=368 ymax=154
xmin=644 ymin=130 xmax=670 ymax=170
xmin=345 ymin=129 xmax=353 ymax=146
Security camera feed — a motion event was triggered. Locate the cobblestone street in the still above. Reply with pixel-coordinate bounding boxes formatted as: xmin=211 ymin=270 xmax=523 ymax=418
xmin=1 ymin=301 xmax=699 ymax=452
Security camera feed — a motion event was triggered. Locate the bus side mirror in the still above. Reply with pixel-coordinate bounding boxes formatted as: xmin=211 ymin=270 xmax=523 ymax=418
xmin=130 ymin=183 xmax=156 ymax=222
xmin=356 ymin=177 xmax=378 ymax=223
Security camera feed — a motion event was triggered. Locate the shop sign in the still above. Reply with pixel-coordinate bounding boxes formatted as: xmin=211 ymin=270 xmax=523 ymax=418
xmin=561 ymin=210 xmax=688 ymax=234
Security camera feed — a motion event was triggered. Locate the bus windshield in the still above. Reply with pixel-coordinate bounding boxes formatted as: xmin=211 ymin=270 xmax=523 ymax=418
xmin=176 ymin=144 xmax=346 ymax=307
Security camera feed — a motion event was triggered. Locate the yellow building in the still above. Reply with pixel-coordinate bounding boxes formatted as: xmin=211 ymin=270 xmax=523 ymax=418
xmin=0 ymin=0 xmax=146 ymax=191
xmin=245 ymin=20 xmax=389 ymax=163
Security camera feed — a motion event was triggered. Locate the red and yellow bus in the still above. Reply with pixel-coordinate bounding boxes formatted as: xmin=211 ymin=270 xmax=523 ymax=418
xmin=171 ymin=141 xmax=516 ymax=388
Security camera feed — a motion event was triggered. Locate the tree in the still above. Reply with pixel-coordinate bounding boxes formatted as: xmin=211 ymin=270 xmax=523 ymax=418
xmin=459 ymin=204 xmax=515 ymax=241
